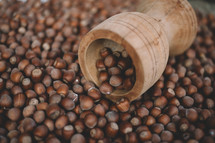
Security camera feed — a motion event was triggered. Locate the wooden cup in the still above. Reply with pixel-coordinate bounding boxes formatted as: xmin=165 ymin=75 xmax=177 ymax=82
xmin=78 ymin=0 xmax=197 ymax=102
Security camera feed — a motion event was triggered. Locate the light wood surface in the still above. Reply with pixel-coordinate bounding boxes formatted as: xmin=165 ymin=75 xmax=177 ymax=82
xmin=137 ymin=0 xmax=198 ymax=55
xmin=78 ymin=0 xmax=197 ymax=102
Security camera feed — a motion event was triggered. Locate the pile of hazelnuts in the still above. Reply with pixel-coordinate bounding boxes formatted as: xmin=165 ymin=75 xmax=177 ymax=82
xmin=96 ymin=47 xmax=135 ymax=95
xmin=0 ymin=0 xmax=215 ymax=143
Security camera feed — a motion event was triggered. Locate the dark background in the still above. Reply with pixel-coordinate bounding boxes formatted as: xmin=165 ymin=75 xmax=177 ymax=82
xmin=189 ymin=0 xmax=215 ymax=15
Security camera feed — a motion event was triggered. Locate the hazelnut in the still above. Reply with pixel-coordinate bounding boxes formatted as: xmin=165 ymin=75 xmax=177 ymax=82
xmin=84 ymin=113 xmax=97 ymax=129
xmin=161 ymin=130 xmax=173 ymax=142
xmin=90 ymin=128 xmax=104 ymax=140
xmin=79 ymin=95 xmax=94 ymax=111
xmin=61 ymin=97 xmax=75 ymax=111
xmin=63 ymin=125 xmax=75 ymax=140
xmin=116 ymin=98 xmax=130 ymax=112
xmin=105 ymin=122 xmax=119 ymax=138
xmin=55 ymin=115 xmax=68 ymax=129
xmin=34 ymin=125 xmax=48 ymax=141
xmin=33 ymin=110 xmax=45 ymax=123
xmin=7 ymin=108 xmax=21 ymax=121
xmin=46 ymin=104 xmax=61 ymax=120
xmin=70 ymin=134 xmax=86 ymax=143
xmin=119 ymin=121 xmax=133 ymax=134
xmin=13 ymin=93 xmax=26 ymax=108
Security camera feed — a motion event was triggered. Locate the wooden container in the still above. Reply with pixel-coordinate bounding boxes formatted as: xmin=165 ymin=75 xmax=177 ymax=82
xmin=78 ymin=0 xmax=197 ymax=102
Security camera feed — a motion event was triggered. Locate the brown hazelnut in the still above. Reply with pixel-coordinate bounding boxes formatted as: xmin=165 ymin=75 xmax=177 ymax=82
xmin=74 ymin=119 xmax=85 ymax=133
xmin=151 ymin=123 xmax=164 ymax=134
xmin=46 ymin=137 xmax=61 ymax=143
xmin=105 ymin=122 xmax=118 ymax=138
xmin=169 ymin=97 xmax=180 ymax=106
xmin=165 ymin=105 xmax=178 ymax=117
xmin=7 ymin=130 xmax=20 ymax=139
xmin=108 ymin=67 xmax=121 ymax=75
xmin=7 ymin=108 xmax=21 ymax=121
xmin=87 ymin=87 xmax=101 ymax=101
xmin=145 ymin=115 xmax=156 ymax=126
xmin=120 ymin=112 xmax=131 ymax=121
xmin=178 ymin=118 xmax=189 ymax=132
xmin=97 ymin=117 xmax=107 ymax=128
xmin=84 ymin=113 xmax=97 ymax=129
xmin=150 ymin=107 xmax=161 ymax=117
xmin=0 ymin=61 xmax=7 ymax=72
xmin=49 ymin=94 xmax=62 ymax=104
xmin=24 ymin=64 xmax=35 ymax=77
xmin=96 ymin=59 xmax=106 ymax=71
xmin=36 ymin=102 xmax=48 ymax=111
xmin=154 ymin=96 xmax=167 ymax=109
xmin=166 ymin=122 xmax=177 ymax=132
xmin=5 ymin=121 xmax=17 ymax=131
xmin=136 ymin=107 xmax=149 ymax=118
xmin=79 ymin=95 xmax=94 ymax=111
xmin=63 ymin=125 xmax=75 ymax=140
xmin=54 ymin=58 xmax=66 ymax=69
xmin=73 ymin=84 xmax=84 ymax=94
xmin=104 ymin=54 xmax=117 ymax=68
xmin=22 ymin=117 xmax=36 ymax=132
xmin=10 ymin=68 xmax=23 ymax=83
xmin=119 ymin=121 xmax=133 ymax=134
xmin=130 ymin=116 xmax=141 ymax=127
xmin=125 ymin=132 xmax=138 ymax=143
xmin=18 ymin=59 xmax=30 ymax=71
xmin=34 ymin=83 xmax=46 ymax=95
xmin=139 ymin=130 xmax=152 ymax=142
xmin=93 ymin=104 xmax=105 ymax=117
xmin=109 ymin=75 xmax=123 ymax=87
xmin=158 ymin=114 xmax=170 ymax=125
xmin=70 ymin=134 xmax=86 ymax=143
xmin=44 ymin=119 xmax=55 ymax=132
xmin=23 ymin=105 xmax=36 ymax=117
xmin=116 ymin=98 xmax=130 ymax=112
xmin=34 ymin=125 xmax=48 ymax=141
xmin=187 ymin=85 xmax=197 ymax=95
xmin=11 ymin=85 xmax=23 ymax=95
xmin=105 ymin=111 xmax=119 ymax=122
xmin=185 ymin=108 xmax=198 ymax=122
xmin=0 ymin=94 xmax=12 ymax=108
xmin=63 ymin=69 xmax=76 ymax=83
xmin=151 ymin=134 xmax=161 ymax=143
xmin=18 ymin=133 xmax=32 ymax=143
xmin=161 ymin=130 xmax=173 ymax=142
xmin=99 ymin=81 xmax=113 ymax=95
xmin=67 ymin=112 xmax=77 ymax=124
xmin=194 ymin=128 xmax=204 ymax=140
xmin=25 ymin=90 xmax=37 ymax=99
xmin=46 ymin=104 xmax=61 ymax=120
xmin=55 ymin=115 xmax=68 ymax=129
xmin=100 ymin=47 xmax=112 ymax=58
xmin=51 ymin=68 xmax=62 ymax=80
xmin=61 ymin=97 xmax=75 ymax=111
xmin=166 ymin=80 xmax=176 ymax=89
xmin=22 ymin=78 xmax=33 ymax=90
xmin=33 ymin=110 xmax=45 ymax=124
xmin=182 ymin=96 xmax=194 ymax=107
xmin=90 ymin=128 xmax=104 ymax=140
xmin=13 ymin=93 xmax=26 ymax=108
xmin=98 ymin=71 xmax=109 ymax=82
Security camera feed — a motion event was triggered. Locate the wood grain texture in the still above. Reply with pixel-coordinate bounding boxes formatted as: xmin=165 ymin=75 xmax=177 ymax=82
xmin=79 ymin=12 xmax=169 ymax=102
xmin=137 ymin=0 xmax=198 ymax=55
xmin=78 ymin=0 xmax=197 ymax=102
